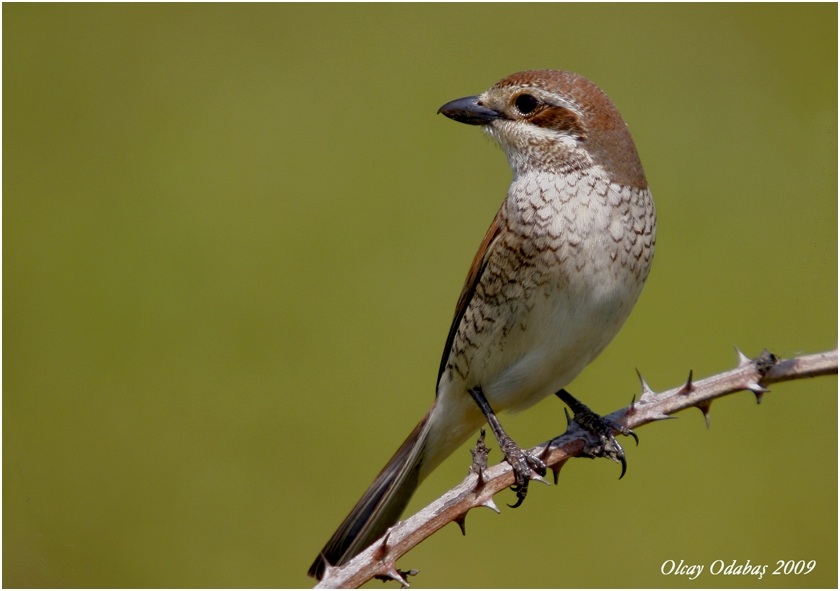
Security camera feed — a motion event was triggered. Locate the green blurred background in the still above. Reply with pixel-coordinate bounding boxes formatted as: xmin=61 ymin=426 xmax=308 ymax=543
xmin=4 ymin=3 xmax=837 ymax=588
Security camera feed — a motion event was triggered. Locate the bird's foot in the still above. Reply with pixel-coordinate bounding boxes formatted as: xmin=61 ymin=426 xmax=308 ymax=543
xmin=498 ymin=434 xmax=547 ymax=508
xmin=555 ymin=388 xmax=638 ymax=479
xmin=467 ymin=386 xmax=547 ymax=508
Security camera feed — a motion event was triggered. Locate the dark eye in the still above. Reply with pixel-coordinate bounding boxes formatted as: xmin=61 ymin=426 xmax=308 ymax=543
xmin=514 ymin=93 xmax=539 ymax=115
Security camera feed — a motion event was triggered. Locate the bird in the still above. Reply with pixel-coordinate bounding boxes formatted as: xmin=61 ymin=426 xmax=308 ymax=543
xmin=308 ymin=69 xmax=656 ymax=580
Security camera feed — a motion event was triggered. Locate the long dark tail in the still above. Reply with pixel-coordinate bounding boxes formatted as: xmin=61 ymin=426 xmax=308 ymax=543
xmin=308 ymin=410 xmax=432 ymax=580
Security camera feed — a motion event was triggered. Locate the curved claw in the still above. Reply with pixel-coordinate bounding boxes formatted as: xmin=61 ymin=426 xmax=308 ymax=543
xmin=510 ymin=457 xmax=549 ymax=507
xmin=508 ymin=481 xmax=529 ymax=508
xmin=628 ymin=429 xmax=639 ymax=447
xmin=618 ymin=453 xmax=628 ymax=480
xmin=501 ymin=445 xmax=545 ymax=508
xmin=507 ymin=493 xmax=526 ymax=509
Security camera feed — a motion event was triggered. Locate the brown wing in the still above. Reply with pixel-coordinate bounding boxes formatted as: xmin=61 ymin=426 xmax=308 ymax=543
xmin=436 ymin=208 xmax=503 ymax=389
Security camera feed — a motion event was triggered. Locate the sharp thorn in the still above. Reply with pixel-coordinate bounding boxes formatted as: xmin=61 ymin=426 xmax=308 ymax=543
xmin=695 ymin=400 xmax=712 ymax=428
xmin=745 ymin=380 xmax=768 ymax=404
xmin=454 ymin=513 xmax=467 ymax=536
xmin=550 ymin=459 xmax=568 ymax=485
xmin=480 ymin=498 xmax=501 ymax=514
xmin=627 ymin=393 xmax=638 ymax=415
xmin=635 ymin=368 xmax=655 ymax=397
xmin=745 ymin=381 xmax=769 ymax=394
xmin=735 ymin=347 xmax=751 ymax=367
xmin=531 ymin=473 xmax=550 ymax=486
xmin=384 ymin=567 xmax=410 ymax=588
xmin=373 ymin=530 xmax=392 ymax=561
xmin=677 ymin=369 xmax=695 ymax=395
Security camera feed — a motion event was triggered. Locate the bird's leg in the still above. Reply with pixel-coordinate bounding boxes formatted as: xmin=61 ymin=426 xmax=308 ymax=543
xmin=468 ymin=386 xmax=546 ymax=508
xmin=555 ymin=388 xmax=638 ymax=478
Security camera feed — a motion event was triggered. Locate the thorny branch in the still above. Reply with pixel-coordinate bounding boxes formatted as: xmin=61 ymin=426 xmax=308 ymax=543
xmin=314 ymin=348 xmax=838 ymax=589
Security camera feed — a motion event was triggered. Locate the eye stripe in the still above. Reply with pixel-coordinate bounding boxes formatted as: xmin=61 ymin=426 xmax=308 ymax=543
xmin=529 ymin=105 xmax=585 ymax=138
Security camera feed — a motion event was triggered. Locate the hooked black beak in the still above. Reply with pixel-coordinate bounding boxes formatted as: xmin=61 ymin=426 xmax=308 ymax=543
xmin=437 ymin=95 xmax=503 ymax=125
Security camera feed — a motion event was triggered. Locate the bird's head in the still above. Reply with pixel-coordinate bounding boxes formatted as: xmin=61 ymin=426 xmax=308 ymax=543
xmin=439 ymin=70 xmax=646 ymax=188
